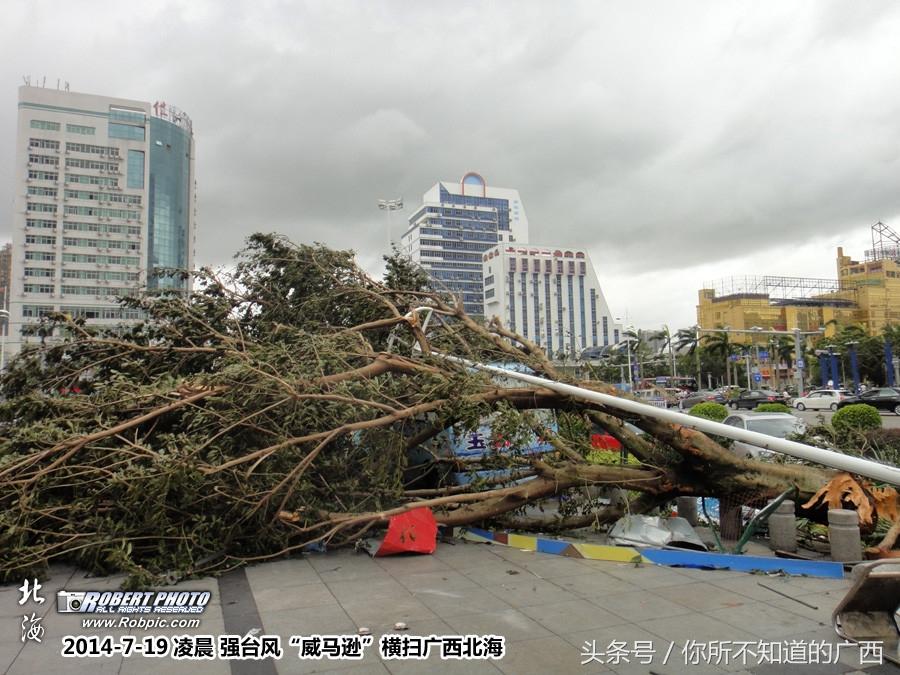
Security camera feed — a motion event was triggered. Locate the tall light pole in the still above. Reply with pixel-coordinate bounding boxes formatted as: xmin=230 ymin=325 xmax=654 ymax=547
xmin=377 ymin=197 xmax=404 ymax=249
xmin=0 ymin=308 xmax=8 ymax=372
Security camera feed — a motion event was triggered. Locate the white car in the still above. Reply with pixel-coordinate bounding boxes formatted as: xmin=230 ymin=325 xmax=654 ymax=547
xmin=793 ymin=389 xmax=852 ymax=412
xmin=722 ymin=412 xmax=806 ymax=459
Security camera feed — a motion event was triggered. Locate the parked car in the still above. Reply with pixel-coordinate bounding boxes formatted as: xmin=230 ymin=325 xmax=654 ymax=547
xmin=726 ymin=389 xmax=788 ymax=409
xmin=792 ymin=389 xmax=852 ymax=412
xmin=722 ymin=412 xmax=807 ymax=459
xmin=835 ymin=387 xmax=900 ymax=415
xmin=678 ymin=389 xmax=726 ymax=409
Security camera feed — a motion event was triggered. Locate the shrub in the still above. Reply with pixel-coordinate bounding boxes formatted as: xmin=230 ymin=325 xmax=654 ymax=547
xmin=862 ymin=428 xmax=900 ymax=466
xmin=689 ymin=402 xmax=728 ymax=422
xmin=754 ymin=403 xmax=792 ymax=414
xmin=832 ymin=404 xmax=882 ymax=436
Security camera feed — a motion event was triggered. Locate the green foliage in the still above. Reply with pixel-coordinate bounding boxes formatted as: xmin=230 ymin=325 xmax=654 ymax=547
xmin=688 ymin=401 xmax=729 ymax=422
xmin=832 ymin=404 xmax=882 ymax=436
xmin=754 ymin=403 xmax=791 ymax=414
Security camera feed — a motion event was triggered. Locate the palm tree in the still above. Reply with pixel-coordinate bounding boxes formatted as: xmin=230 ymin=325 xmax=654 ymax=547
xmin=701 ymin=330 xmax=735 ymax=387
xmin=652 ymin=325 xmax=676 ymax=378
xmin=622 ymin=327 xmax=648 ymax=382
xmin=675 ymin=326 xmax=701 ymax=387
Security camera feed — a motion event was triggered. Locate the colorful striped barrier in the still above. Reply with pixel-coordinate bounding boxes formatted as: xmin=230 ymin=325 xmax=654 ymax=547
xmin=459 ymin=527 xmax=844 ymax=579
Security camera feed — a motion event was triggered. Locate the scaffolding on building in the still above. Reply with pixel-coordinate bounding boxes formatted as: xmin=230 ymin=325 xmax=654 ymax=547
xmin=865 ymin=221 xmax=900 ymax=263
xmin=702 ymin=275 xmax=857 ymax=305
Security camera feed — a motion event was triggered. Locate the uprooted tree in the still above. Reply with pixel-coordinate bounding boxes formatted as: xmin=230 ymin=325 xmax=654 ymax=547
xmin=1 ymin=234 xmax=897 ymax=585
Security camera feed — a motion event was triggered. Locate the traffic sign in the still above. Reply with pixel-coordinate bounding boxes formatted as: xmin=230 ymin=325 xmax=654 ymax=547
xmin=758 ymin=350 xmax=769 ymax=359
xmin=797 ymin=358 xmax=805 ymax=369
xmin=753 ymin=373 xmax=762 ymax=382
xmin=655 ymin=376 xmax=667 ymax=384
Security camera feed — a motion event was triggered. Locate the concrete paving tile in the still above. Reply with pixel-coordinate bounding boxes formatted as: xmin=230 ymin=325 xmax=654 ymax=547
xmin=599 ymin=563 xmax=700 ymax=590
xmin=317 ymin=565 xmax=395 ymax=584
xmin=455 ymin=560 xmax=535 ymax=583
xmin=754 ymin=592 xmax=836 ymax=626
xmin=654 ymin=581 xmax=753 ymax=613
xmin=479 ymin=547 xmax=539 ymax=564
xmin=374 ymin=555 xmax=453 ymax=576
xmin=247 ymin=558 xmax=323 ymax=589
xmin=705 ymin=601 xmax=824 ymax=639
xmin=496 ymin=635 xmax=609 ymax=674
xmin=412 ymin=586 xmax=515 ymax=618
xmin=550 ymin=572 xmax=640 ymax=597
xmin=483 ymin=577 xmax=579 ymax=608
xmin=394 ymin=570 xmax=481 ymax=593
xmin=444 ymin=609 xmax=553 ymax=643
xmin=340 ymin=597 xmax=439 ymax=628
xmin=254 ymin=582 xmax=340 ymax=611
xmin=670 ymin=567 xmax=751 ymax=582
xmin=264 ymin=605 xmax=358 ymax=636
xmin=511 ymin=557 xmax=593 ymax=580
xmin=641 ymin=612 xmax=759 ymax=644
xmin=780 ymin=575 xmax=852 ymax=594
xmin=587 ymin=589 xmax=695 ymax=623
xmin=8 ymin=642 xmax=124 ymax=674
xmin=325 ymin=578 xmax=408 ymax=604
xmin=518 ymin=598 xmax=627 ymax=634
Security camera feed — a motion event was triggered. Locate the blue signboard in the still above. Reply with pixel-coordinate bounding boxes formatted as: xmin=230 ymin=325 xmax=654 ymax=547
xmin=655 ymin=376 xmax=667 ymax=384
xmin=758 ymin=350 xmax=769 ymax=359
xmin=753 ymin=373 xmax=762 ymax=382
xmin=797 ymin=358 xmax=805 ymax=369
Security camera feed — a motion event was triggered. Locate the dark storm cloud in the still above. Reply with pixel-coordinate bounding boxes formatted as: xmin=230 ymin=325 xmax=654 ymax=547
xmin=2 ymin=0 xmax=900 ymax=325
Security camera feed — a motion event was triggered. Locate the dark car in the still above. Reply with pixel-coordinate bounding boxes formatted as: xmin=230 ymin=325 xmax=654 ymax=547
xmin=727 ymin=389 xmax=788 ymax=409
xmin=678 ymin=389 xmax=726 ymax=409
xmin=835 ymin=387 xmax=900 ymax=415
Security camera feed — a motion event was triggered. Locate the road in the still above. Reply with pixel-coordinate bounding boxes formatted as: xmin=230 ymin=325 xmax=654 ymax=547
xmin=791 ymin=407 xmax=900 ymax=429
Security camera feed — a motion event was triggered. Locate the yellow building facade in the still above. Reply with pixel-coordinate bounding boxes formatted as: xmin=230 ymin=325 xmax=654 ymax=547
xmin=697 ymin=246 xmax=900 ymax=344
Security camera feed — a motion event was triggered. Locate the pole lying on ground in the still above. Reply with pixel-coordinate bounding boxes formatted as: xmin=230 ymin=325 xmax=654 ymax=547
xmin=437 ymin=353 xmax=900 ymax=487
xmin=395 ymin=307 xmax=900 ymax=487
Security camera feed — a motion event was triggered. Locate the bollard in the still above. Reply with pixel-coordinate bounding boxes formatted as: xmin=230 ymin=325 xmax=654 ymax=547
xmin=767 ymin=499 xmax=797 ymax=552
xmin=676 ymin=497 xmax=698 ymax=526
xmin=828 ymin=509 xmax=862 ymax=563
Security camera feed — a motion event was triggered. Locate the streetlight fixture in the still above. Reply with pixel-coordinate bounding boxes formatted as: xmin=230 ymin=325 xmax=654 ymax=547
xmin=377 ymin=197 xmax=404 ymax=249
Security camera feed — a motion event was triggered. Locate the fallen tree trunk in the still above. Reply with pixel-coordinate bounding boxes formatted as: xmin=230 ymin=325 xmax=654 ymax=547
xmin=0 ymin=234 xmax=894 ymax=584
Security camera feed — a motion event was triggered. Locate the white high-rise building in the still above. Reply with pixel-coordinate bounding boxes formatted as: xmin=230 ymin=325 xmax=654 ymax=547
xmin=402 ymin=172 xmax=528 ymax=316
xmin=9 ymin=85 xmax=196 ymax=356
xmin=482 ymin=245 xmax=621 ymax=358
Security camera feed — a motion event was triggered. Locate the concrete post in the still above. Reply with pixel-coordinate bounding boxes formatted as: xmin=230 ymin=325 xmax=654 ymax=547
xmin=676 ymin=497 xmax=698 ymax=526
xmin=767 ymin=500 xmax=797 ymax=552
xmin=828 ymin=509 xmax=862 ymax=563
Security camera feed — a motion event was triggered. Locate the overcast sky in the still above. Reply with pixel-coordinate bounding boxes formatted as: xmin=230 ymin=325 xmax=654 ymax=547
xmin=2 ymin=0 xmax=899 ymax=330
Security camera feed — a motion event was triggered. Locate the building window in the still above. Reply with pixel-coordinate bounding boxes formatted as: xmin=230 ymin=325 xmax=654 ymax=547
xmin=30 ymin=138 xmax=60 ymax=149
xmin=25 ymin=234 xmax=56 ymax=245
xmin=532 ymin=273 xmax=540 ymax=347
xmin=24 ymin=268 xmax=55 ymax=277
xmin=590 ymin=289 xmax=598 ymax=347
xmin=567 ymin=276 xmax=576 ymax=356
xmin=29 ymin=154 xmax=59 ymax=166
xmin=30 ymin=120 xmax=60 ymax=131
xmin=520 ymin=272 xmax=528 ymax=338
xmin=602 ymin=315 xmax=609 ymax=346
xmin=109 ymin=122 xmax=146 ymax=141
xmin=25 ymin=251 xmax=55 ymax=261
xmin=26 ymin=219 xmax=56 ymax=230
xmin=614 ymin=328 xmax=620 ymax=344
xmin=28 ymin=186 xmax=57 ymax=197
xmin=556 ymin=275 xmax=563 ymax=354
xmin=126 ymin=149 xmax=145 ymax=190
xmin=66 ymin=124 xmax=95 ymax=135
xmin=544 ymin=275 xmax=552 ymax=349
xmin=508 ymin=272 xmax=516 ymax=331
xmin=23 ymin=284 xmax=55 ymax=294
xmin=28 ymin=170 xmax=58 ymax=181
xmin=578 ymin=276 xmax=586 ymax=351
xmin=27 ymin=202 xmax=56 ymax=213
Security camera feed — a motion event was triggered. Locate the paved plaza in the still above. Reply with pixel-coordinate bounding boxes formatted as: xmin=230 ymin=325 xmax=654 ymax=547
xmin=1 ymin=539 xmax=896 ymax=674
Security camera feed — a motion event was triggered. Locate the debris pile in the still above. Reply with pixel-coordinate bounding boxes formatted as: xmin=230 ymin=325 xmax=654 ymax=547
xmin=0 ymin=234 xmax=896 ymax=585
